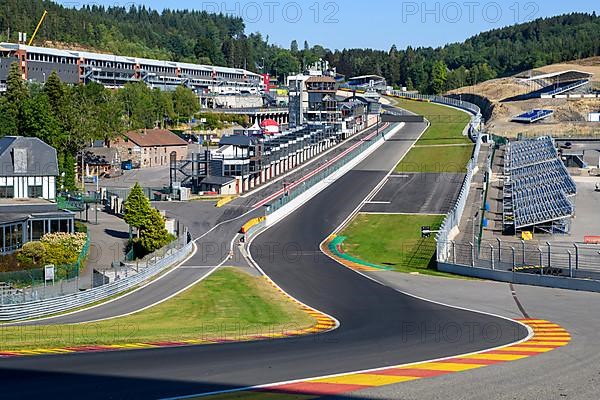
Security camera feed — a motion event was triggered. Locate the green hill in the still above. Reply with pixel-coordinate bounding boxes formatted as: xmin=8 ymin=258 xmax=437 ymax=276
xmin=0 ymin=2 xmax=599 ymax=93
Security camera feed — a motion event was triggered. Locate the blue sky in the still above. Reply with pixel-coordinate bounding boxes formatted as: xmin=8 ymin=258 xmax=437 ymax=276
xmin=58 ymin=0 xmax=600 ymax=50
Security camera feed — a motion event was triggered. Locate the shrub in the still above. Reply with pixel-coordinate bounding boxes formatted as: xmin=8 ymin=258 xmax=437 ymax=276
xmin=75 ymin=221 xmax=88 ymax=234
xmin=17 ymin=242 xmax=47 ymax=266
xmin=40 ymin=232 xmax=87 ymax=266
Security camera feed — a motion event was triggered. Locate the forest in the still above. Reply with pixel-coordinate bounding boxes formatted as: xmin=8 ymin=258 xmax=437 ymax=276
xmin=1 ymin=2 xmax=599 ymax=93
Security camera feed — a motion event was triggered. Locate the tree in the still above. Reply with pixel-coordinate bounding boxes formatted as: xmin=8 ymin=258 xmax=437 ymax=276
xmin=430 ymin=60 xmax=448 ymax=94
xmin=123 ymin=183 xmax=152 ymax=237
xmin=172 ymin=85 xmax=199 ymax=122
xmin=0 ymin=97 xmax=18 ymax=137
xmin=6 ymin=62 xmax=28 ymax=106
xmin=43 ymin=71 xmax=65 ymax=113
xmin=152 ymin=88 xmax=175 ymax=128
xmin=137 ymin=207 xmax=172 ymax=255
xmin=290 ymin=40 xmax=299 ymax=53
xmin=119 ymin=82 xmax=156 ymax=129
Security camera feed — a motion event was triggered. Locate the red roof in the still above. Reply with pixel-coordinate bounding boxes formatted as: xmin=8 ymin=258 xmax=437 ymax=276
xmin=260 ymin=119 xmax=279 ymax=127
xmin=123 ymin=129 xmax=188 ymax=147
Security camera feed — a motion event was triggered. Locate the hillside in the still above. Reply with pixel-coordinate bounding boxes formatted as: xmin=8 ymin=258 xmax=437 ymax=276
xmin=0 ymin=2 xmax=599 ymax=94
xmin=449 ymin=58 xmax=600 ymax=138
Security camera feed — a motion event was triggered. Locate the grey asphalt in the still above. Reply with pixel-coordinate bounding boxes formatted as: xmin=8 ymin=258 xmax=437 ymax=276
xmin=351 ymin=272 xmax=600 ymax=400
xmin=14 ymin=119 xmax=392 ymax=327
xmin=0 ymin=120 xmax=528 ymax=399
xmin=362 ymin=172 xmax=465 ymax=214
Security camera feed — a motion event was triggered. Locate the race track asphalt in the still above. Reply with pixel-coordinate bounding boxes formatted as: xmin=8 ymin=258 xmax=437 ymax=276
xmin=0 ymin=119 xmax=528 ymax=399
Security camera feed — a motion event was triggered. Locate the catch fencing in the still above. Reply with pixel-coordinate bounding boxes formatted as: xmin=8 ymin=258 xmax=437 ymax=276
xmin=0 ymin=233 xmax=193 ymax=321
xmin=385 ymin=92 xmax=485 ymax=262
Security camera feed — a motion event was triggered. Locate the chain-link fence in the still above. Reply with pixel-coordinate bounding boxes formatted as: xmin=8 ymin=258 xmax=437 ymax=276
xmin=0 ymin=231 xmax=191 ymax=306
xmin=442 ymin=238 xmax=600 ymax=281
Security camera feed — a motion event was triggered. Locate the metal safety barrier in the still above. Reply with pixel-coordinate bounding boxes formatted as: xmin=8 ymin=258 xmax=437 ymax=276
xmin=0 ymin=236 xmax=193 ymax=322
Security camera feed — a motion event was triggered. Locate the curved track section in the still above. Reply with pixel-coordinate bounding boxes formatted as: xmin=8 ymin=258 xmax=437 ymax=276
xmin=0 ymin=122 xmax=528 ymax=399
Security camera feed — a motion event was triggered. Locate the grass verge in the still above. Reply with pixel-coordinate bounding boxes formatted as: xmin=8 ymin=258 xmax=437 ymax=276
xmin=396 ymin=145 xmax=474 ymax=173
xmin=340 ymin=214 xmax=460 ymax=277
xmin=0 ymin=268 xmax=315 ymax=351
xmin=389 ymin=98 xmax=472 ymax=145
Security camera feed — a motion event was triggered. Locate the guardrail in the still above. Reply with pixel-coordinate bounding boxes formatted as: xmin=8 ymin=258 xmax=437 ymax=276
xmin=386 ymin=90 xmax=482 ymax=120
xmin=385 ymin=92 xmax=485 ymax=262
xmin=0 ymin=234 xmax=193 ymax=322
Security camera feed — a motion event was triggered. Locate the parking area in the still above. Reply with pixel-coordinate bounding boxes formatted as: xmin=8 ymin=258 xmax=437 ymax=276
xmin=361 ymin=172 xmax=465 ymax=214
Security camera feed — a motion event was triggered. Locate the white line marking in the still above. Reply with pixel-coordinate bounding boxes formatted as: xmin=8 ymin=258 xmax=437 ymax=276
xmin=165 ymin=107 xmax=533 ymax=400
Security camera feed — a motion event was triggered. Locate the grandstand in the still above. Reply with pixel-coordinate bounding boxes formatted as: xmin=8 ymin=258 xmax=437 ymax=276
xmin=502 ymin=136 xmax=577 ymax=235
xmin=512 ymin=109 xmax=554 ymax=123
xmin=520 ymin=70 xmax=593 ymax=98
xmin=343 ymin=75 xmax=387 ymax=92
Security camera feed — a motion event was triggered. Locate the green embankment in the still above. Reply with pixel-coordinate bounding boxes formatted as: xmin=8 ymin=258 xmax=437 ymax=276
xmin=340 ymin=214 xmax=455 ymax=276
xmin=0 ymin=268 xmax=314 ymax=351
xmin=391 ymin=98 xmax=474 ymax=173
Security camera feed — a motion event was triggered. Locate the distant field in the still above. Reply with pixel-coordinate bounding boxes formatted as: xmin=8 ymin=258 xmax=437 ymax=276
xmin=0 ymin=268 xmax=314 ymax=351
xmin=340 ymin=214 xmax=454 ymax=276
xmin=391 ymin=98 xmax=472 ymax=145
xmin=396 ymin=144 xmax=474 ymax=173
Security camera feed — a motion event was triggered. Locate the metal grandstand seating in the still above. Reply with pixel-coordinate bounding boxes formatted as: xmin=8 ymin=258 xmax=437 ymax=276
xmin=512 ymin=109 xmax=554 ymax=123
xmin=502 ymin=136 xmax=577 ymax=234
xmin=546 ymin=80 xmax=590 ymax=96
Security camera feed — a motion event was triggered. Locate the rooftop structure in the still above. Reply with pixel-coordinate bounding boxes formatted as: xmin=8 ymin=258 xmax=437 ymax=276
xmin=519 ymin=69 xmax=593 ymax=98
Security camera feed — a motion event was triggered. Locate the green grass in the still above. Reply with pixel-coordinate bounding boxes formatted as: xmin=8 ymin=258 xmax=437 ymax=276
xmin=396 ymin=144 xmax=474 ymax=173
xmin=340 ymin=214 xmax=457 ymax=277
xmin=390 ymin=98 xmax=472 ymax=145
xmin=0 ymin=268 xmax=315 ymax=351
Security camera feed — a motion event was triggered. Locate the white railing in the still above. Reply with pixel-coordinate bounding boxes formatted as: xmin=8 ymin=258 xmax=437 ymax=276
xmin=0 ymin=237 xmax=193 ymax=322
xmin=386 ymin=90 xmax=482 ymax=119
xmin=436 ymin=138 xmax=481 ymax=262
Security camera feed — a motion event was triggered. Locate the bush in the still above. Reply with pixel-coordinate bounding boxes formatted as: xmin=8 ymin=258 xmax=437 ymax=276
xmin=40 ymin=232 xmax=88 ymax=266
xmin=75 ymin=221 xmax=88 ymax=234
xmin=16 ymin=242 xmax=47 ymax=266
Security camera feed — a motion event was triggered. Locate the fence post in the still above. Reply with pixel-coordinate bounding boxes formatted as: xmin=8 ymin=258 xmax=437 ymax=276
xmin=574 ymin=244 xmax=579 ymax=270
xmin=539 ymin=248 xmax=544 ymax=275
xmin=511 ymin=247 xmax=516 ymax=271
xmin=568 ymin=250 xmax=573 ymax=278
xmin=497 ymin=238 xmax=502 ymax=262
xmin=521 ymin=239 xmax=526 ymax=265
xmin=470 ymin=242 xmax=475 ymax=267
xmin=490 ymin=245 xmax=495 ymax=270
xmin=452 ymin=241 xmax=456 ymax=264
xmin=546 ymin=242 xmax=552 ymax=269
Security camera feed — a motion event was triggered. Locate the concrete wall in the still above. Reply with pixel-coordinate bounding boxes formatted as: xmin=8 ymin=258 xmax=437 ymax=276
xmin=438 ymin=262 xmax=600 ymax=293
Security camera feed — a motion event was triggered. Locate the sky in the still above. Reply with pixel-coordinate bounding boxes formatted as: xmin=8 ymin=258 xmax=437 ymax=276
xmin=58 ymin=0 xmax=600 ymax=51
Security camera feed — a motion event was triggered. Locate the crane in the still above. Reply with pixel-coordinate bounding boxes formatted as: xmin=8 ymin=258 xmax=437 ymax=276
xmin=28 ymin=10 xmax=48 ymax=46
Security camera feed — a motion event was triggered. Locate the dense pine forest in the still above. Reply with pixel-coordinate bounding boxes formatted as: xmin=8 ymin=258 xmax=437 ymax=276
xmin=1 ymin=2 xmax=600 ymax=93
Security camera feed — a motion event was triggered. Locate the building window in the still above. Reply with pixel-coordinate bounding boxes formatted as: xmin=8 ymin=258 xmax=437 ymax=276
xmin=27 ymin=185 xmax=43 ymax=199
xmin=30 ymin=220 xmax=45 ymax=241
xmin=0 ymin=185 xmax=14 ymax=198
